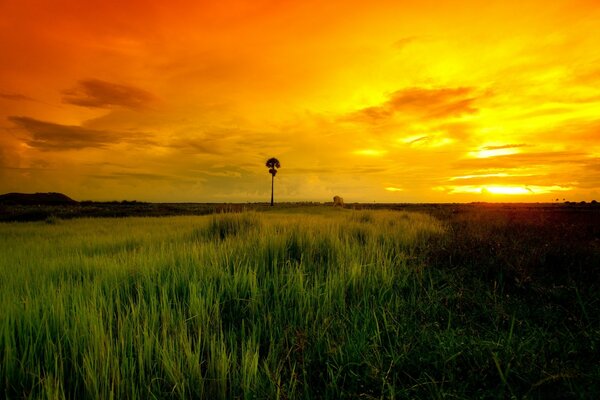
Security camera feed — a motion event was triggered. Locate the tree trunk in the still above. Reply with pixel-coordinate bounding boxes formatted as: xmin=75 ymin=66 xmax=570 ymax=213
xmin=270 ymin=174 xmax=274 ymax=206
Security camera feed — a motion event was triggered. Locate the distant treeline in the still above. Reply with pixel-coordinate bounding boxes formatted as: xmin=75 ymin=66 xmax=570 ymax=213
xmin=1 ymin=198 xmax=599 ymax=223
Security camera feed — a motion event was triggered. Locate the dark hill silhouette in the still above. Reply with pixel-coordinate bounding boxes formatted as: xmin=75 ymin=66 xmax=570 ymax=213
xmin=0 ymin=192 xmax=78 ymax=205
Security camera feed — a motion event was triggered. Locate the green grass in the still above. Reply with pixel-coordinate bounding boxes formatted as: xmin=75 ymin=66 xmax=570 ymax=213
xmin=1 ymin=207 xmax=598 ymax=399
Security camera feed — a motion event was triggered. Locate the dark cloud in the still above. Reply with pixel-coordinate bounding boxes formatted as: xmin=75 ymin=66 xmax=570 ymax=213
xmin=481 ymin=144 xmax=529 ymax=150
xmin=343 ymin=87 xmax=480 ymax=124
xmin=8 ymin=116 xmax=154 ymax=150
xmin=62 ymin=79 xmax=155 ymax=110
xmin=0 ymin=92 xmax=34 ymax=102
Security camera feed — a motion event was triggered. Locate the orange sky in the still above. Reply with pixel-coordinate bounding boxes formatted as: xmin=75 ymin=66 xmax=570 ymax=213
xmin=1 ymin=0 xmax=599 ymax=202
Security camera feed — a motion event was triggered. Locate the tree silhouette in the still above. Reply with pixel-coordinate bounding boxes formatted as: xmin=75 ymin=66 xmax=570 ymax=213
xmin=265 ymin=157 xmax=280 ymax=206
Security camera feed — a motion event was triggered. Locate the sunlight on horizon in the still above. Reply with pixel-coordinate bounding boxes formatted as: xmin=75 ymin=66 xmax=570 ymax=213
xmin=437 ymin=185 xmax=574 ymax=196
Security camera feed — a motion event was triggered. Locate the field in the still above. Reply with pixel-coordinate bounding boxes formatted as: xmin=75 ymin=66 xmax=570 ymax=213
xmin=1 ymin=205 xmax=599 ymax=399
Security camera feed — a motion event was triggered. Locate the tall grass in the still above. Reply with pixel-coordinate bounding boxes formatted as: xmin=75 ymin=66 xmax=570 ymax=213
xmin=0 ymin=208 xmax=598 ymax=398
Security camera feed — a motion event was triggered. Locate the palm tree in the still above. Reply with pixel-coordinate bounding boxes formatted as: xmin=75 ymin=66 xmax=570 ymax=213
xmin=265 ymin=157 xmax=280 ymax=206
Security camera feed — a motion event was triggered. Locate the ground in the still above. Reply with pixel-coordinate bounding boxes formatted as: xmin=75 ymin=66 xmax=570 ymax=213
xmin=1 ymin=204 xmax=599 ymax=398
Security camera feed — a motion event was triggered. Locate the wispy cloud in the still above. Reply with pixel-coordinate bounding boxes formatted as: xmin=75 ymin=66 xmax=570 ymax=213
xmin=89 ymin=172 xmax=172 ymax=181
xmin=0 ymin=92 xmax=34 ymax=102
xmin=543 ymin=119 xmax=600 ymax=143
xmin=167 ymin=129 xmax=243 ymax=156
xmin=285 ymin=166 xmax=389 ymax=175
xmin=586 ymin=158 xmax=600 ymax=171
xmin=455 ymin=151 xmax=587 ymax=169
xmin=343 ymin=87 xmax=481 ymax=124
xmin=481 ymin=143 xmax=528 ymax=151
xmin=62 ymin=79 xmax=155 ymax=110
xmin=448 ymin=173 xmax=544 ymax=186
xmin=392 ymin=36 xmax=420 ymax=50
xmin=8 ymin=116 xmax=154 ymax=151
xmin=168 ymin=136 xmax=228 ymax=155
xmin=435 ymin=183 xmax=574 ymax=196
xmin=405 ymin=135 xmax=429 ymax=144
xmin=574 ymin=158 xmax=600 ymax=189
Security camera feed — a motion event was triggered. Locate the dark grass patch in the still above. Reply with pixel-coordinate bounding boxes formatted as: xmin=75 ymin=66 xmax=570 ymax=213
xmin=194 ymin=213 xmax=261 ymax=241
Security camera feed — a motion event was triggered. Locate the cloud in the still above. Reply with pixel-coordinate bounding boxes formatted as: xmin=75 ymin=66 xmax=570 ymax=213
xmin=432 ymin=121 xmax=477 ymax=141
xmin=393 ymin=36 xmax=420 ymax=50
xmin=89 ymin=172 xmax=172 ymax=181
xmin=169 ymin=136 xmax=227 ymax=155
xmin=407 ymin=136 xmax=429 ymax=144
xmin=167 ymin=127 xmax=244 ymax=156
xmin=545 ymin=119 xmax=600 ymax=143
xmin=8 ymin=116 xmax=153 ymax=150
xmin=62 ymin=79 xmax=155 ymax=110
xmin=570 ymin=63 xmax=600 ymax=86
xmin=575 ymin=158 xmax=600 ymax=189
xmin=447 ymin=173 xmax=546 ymax=186
xmin=0 ymin=92 xmax=34 ymax=102
xmin=585 ymin=158 xmax=600 ymax=171
xmin=284 ymin=166 xmax=388 ymax=175
xmin=481 ymin=143 xmax=528 ymax=150
xmin=454 ymin=150 xmax=587 ymax=170
xmin=437 ymin=184 xmax=573 ymax=196
xmin=167 ymin=126 xmax=291 ymax=156
xmin=343 ymin=87 xmax=480 ymax=124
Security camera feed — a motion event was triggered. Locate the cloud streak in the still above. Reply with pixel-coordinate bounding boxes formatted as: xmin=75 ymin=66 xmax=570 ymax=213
xmin=62 ymin=79 xmax=155 ymax=110
xmin=344 ymin=87 xmax=480 ymax=124
xmin=393 ymin=36 xmax=420 ymax=50
xmin=89 ymin=172 xmax=173 ymax=181
xmin=481 ymin=144 xmax=529 ymax=151
xmin=8 ymin=116 xmax=153 ymax=150
xmin=455 ymin=151 xmax=588 ymax=170
xmin=0 ymin=92 xmax=34 ymax=102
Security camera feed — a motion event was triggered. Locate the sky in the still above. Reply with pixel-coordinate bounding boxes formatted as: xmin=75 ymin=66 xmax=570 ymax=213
xmin=1 ymin=0 xmax=599 ymax=203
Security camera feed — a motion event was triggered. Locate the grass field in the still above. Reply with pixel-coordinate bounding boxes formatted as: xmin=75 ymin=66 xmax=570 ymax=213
xmin=1 ymin=206 xmax=599 ymax=399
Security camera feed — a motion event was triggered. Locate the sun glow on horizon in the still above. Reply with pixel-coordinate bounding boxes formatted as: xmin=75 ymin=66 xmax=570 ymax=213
xmin=436 ymin=185 xmax=574 ymax=196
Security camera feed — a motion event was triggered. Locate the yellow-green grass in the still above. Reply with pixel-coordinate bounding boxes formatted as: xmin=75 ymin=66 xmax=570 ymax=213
xmin=1 ymin=208 xmax=598 ymax=398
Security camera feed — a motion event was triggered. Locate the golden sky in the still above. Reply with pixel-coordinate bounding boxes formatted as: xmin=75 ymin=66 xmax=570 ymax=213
xmin=1 ymin=0 xmax=599 ymax=202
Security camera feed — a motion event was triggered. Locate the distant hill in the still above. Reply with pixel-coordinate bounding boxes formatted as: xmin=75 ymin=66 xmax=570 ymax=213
xmin=0 ymin=192 xmax=78 ymax=205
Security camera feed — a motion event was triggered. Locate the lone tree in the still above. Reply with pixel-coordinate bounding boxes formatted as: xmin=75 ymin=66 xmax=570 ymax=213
xmin=265 ymin=157 xmax=280 ymax=206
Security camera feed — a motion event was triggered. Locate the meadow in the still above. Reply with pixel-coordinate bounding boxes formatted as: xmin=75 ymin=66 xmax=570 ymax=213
xmin=1 ymin=206 xmax=599 ymax=399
